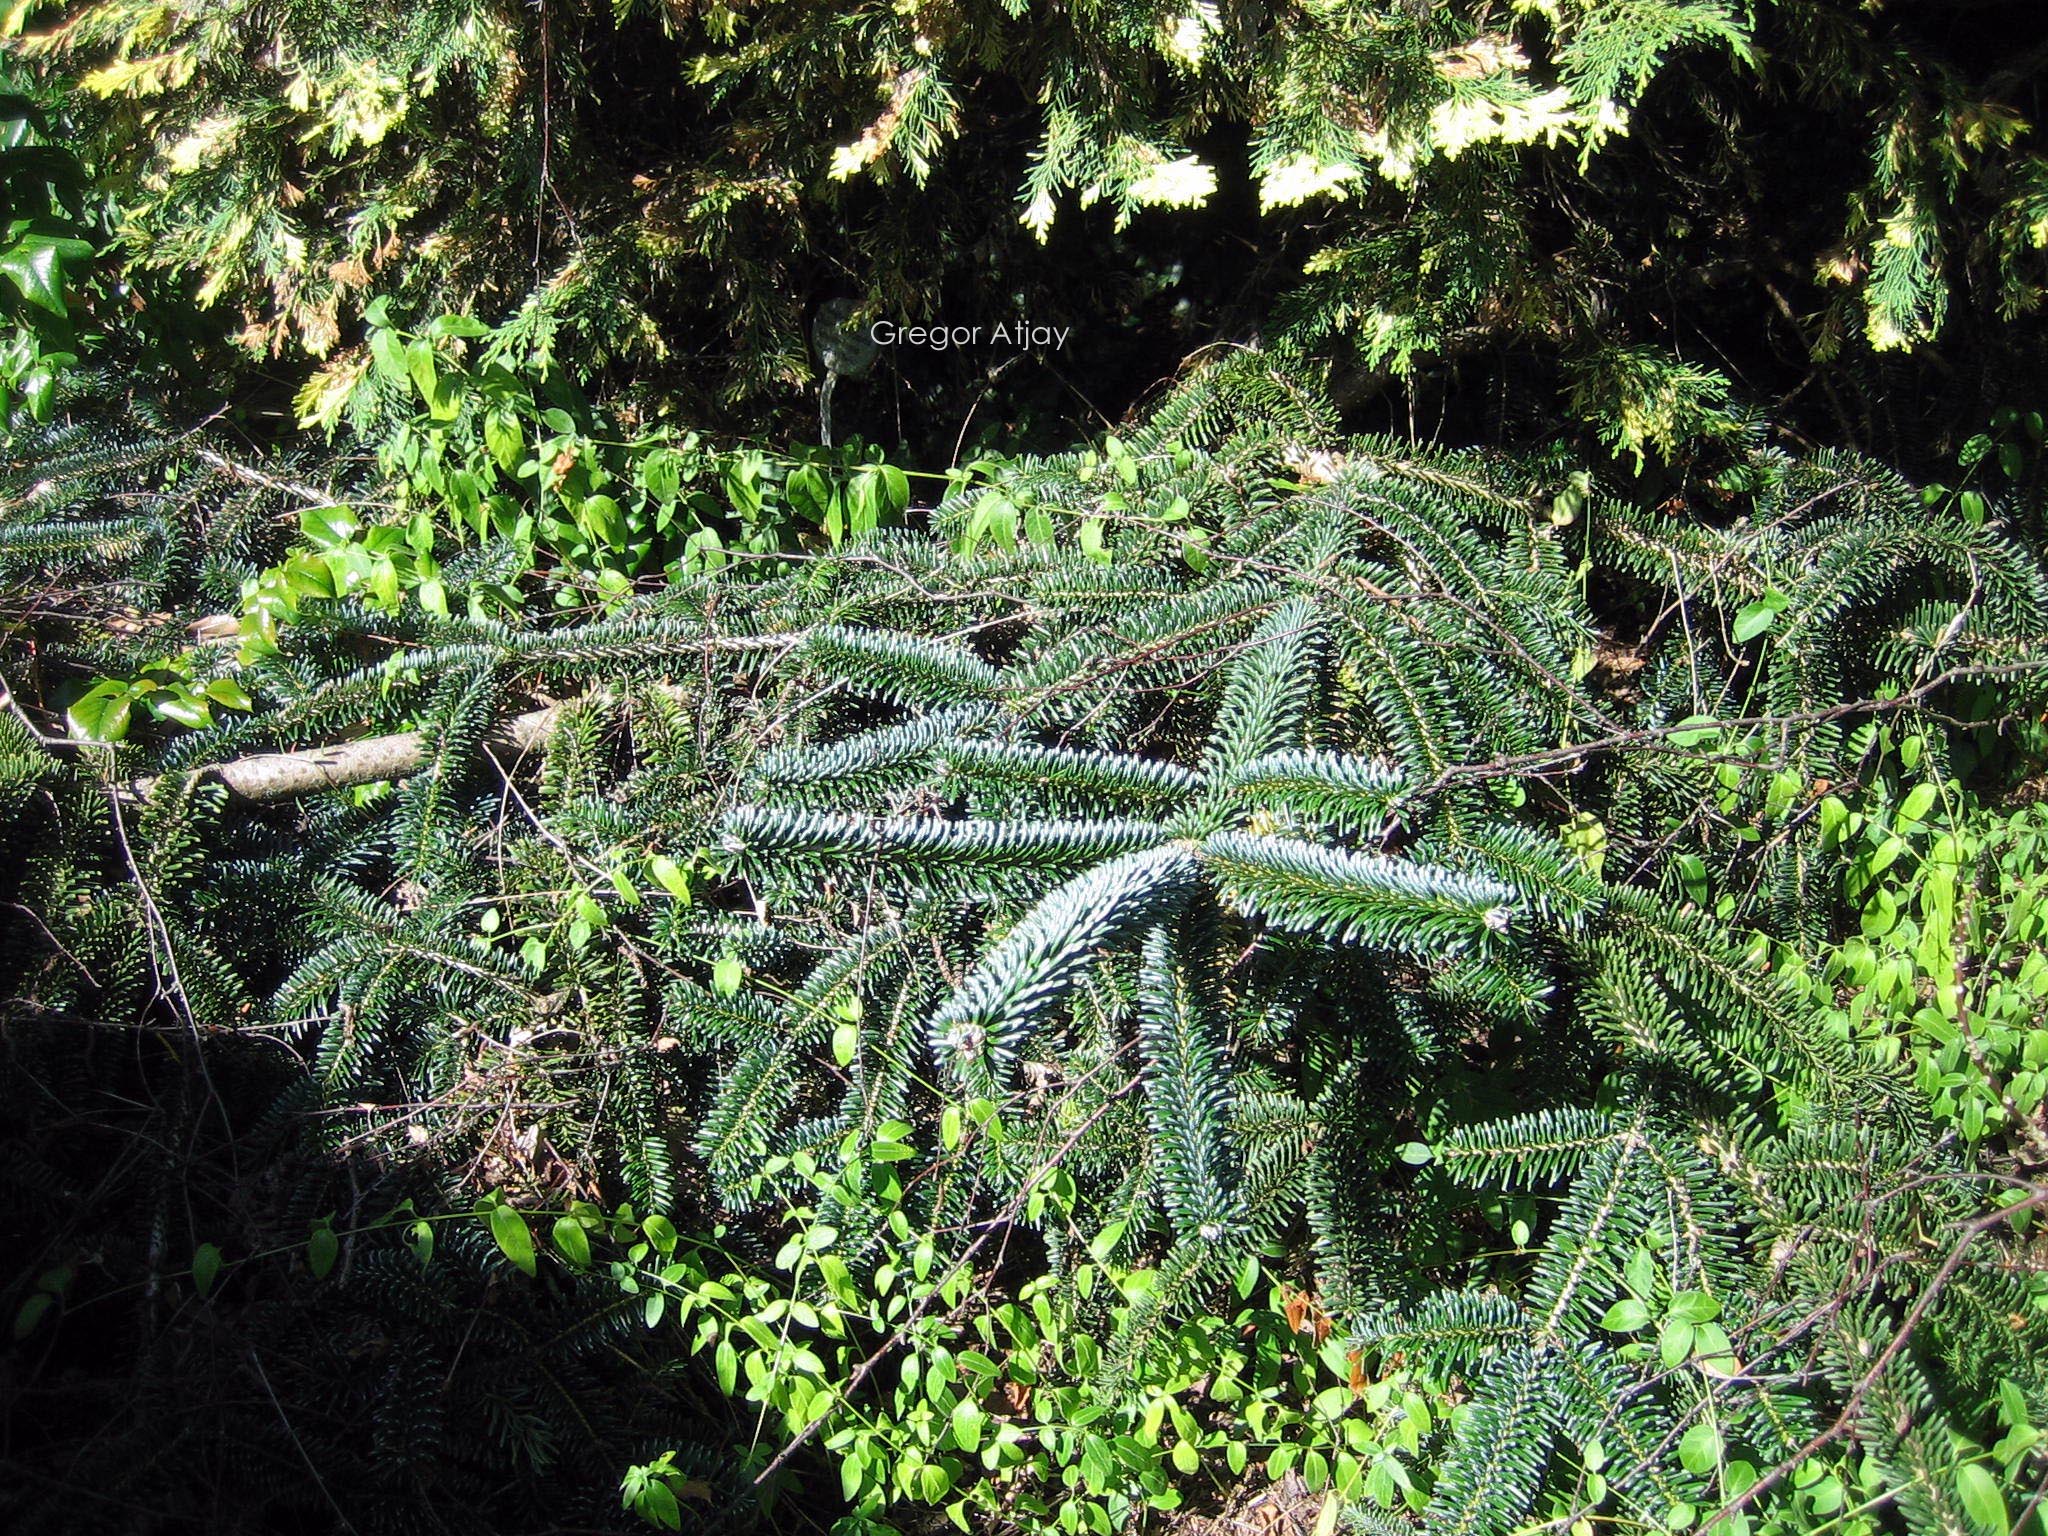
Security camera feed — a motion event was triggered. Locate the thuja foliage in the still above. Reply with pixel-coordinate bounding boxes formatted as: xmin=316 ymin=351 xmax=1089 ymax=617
xmin=3 ymin=353 xmax=2047 ymax=1534
xmin=11 ymin=1 xmax=2048 ymax=456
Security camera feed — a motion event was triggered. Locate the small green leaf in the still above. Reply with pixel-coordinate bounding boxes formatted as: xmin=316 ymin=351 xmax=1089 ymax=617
xmin=13 ymin=1291 xmax=52 ymax=1340
xmin=648 ymin=854 xmax=691 ymax=900
xmin=1731 ymin=597 xmax=1784 ymax=643
xmin=715 ymin=1338 xmax=739 ymax=1395
xmin=1236 ymin=1251 xmax=1262 ymax=1300
xmin=489 ymin=1204 xmax=536 ymax=1276
xmin=711 ymin=955 xmax=743 ymax=996
xmin=1087 ymin=1219 xmax=1127 ymax=1264
xmin=148 ymin=691 xmax=212 ymax=729
xmin=1667 ymin=1292 xmax=1720 ymax=1324
xmin=840 ymin=1447 xmax=867 ymax=1503
xmin=1957 ymin=1463 xmax=2008 ymax=1536
xmin=951 ymin=1397 xmax=984 ymax=1452
xmin=369 ymin=326 xmax=408 ymax=383
xmin=639 ymin=1479 xmax=681 ymax=1531
xmin=282 ymin=551 xmax=339 ymax=600
xmin=1678 ymin=1423 xmax=1721 ymax=1475
xmin=0 ymin=226 xmax=91 ymax=316
xmin=427 ymin=313 xmax=492 ymax=339
xmin=307 ymin=1223 xmax=339 ymax=1280
xmin=878 ymin=463 xmax=910 ymax=517
xmin=1600 ymin=1299 xmax=1652 ymax=1333
xmin=1659 ymin=1318 xmax=1695 ymax=1368
xmin=405 ymin=341 xmax=440 ymax=408
xmin=192 ymin=1242 xmax=222 ymax=1299
xmin=580 ymin=493 xmax=626 ymax=549
xmin=484 ymin=410 xmax=524 ymax=472
xmin=640 ymin=447 xmax=684 ymax=500
xmin=552 ymin=1216 xmax=591 ymax=1268
xmin=298 ymin=504 xmax=360 ymax=548
xmin=65 ymin=680 xmax=133 ymax=742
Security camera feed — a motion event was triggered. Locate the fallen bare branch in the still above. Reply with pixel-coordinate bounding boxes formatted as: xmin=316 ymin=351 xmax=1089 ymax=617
xmin=113 ymin=633 xmax=803 ymax=802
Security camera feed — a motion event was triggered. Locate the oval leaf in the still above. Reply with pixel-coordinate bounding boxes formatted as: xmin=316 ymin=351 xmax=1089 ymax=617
xmin=1600 ymin=1298 xmax=1652 ymax=1333
xmin=489 ymin=1204 xmax=536 ymax=1276
xmin=307 ymin=1224 xmax=339 ymax=1280
xmin=552 ymin=1216 xmax=591 ymax=1268
xmin=192 ymin=1242 xmax=222 ymax=1299
xmin=1957 ymin=1463 xmax=2008 ymax=1536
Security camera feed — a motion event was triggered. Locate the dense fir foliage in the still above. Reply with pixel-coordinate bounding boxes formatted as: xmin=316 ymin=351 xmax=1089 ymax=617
xmin=4 ymin=351 xmax=2046 ymax=1535
xmin=3 ymin=8 xmax=2048 ymax=1536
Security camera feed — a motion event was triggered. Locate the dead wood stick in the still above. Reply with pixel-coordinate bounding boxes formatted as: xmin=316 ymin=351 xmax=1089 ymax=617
xmin=125 ymin=631 xmax=803 ymax=803
xmin=134 ymin=695 xmax=592 ymax=803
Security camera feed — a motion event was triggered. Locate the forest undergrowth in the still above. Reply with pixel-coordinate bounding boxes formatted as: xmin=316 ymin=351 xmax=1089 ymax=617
xmin=4 ymin=5 xmax=2048 ymax=1536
